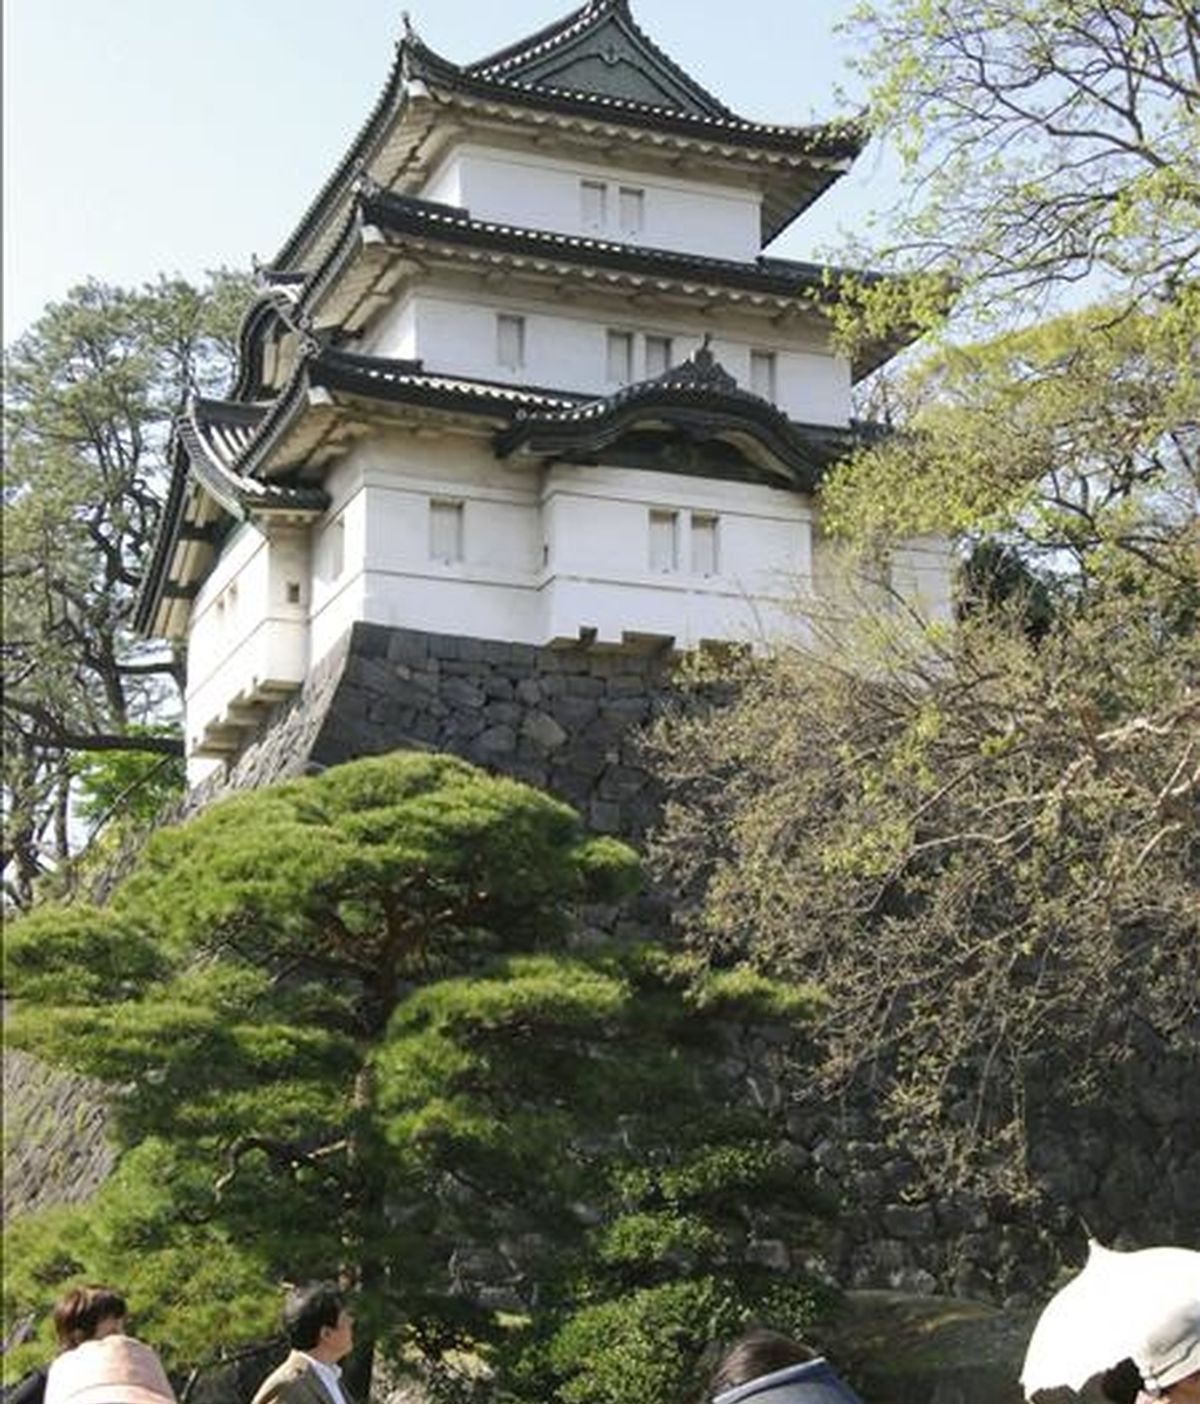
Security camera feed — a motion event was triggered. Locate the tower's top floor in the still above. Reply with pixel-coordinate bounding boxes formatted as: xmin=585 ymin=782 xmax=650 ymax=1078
xmin=273 ymin=0 xmax=865 ymax=278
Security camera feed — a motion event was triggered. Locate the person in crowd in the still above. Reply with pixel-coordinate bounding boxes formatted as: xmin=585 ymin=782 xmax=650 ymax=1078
xmin=702 ymin=1327 xmax=866 ymax=1404
xmin=51 ymin=1287 xmax=128 ymax=1352
xmin=251 ymin=1283 xmax=355 ymax=1404
xmin=43 ymin=1303 xmax=174 ymax=1404
xmin=7 ymin=1286 xmax=131 ymax=1404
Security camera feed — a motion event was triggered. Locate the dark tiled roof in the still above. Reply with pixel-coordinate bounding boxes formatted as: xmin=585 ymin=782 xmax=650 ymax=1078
xmin=180 ymin=400 xmax=329 ymax=517
xmin=309 ymin=349 xmax=586 ymax=414
xmin=463 ymin=0 xmax=735 ymax=119
xmin=134 ymin=399 xmax=329 ymax=635
xmin=355 ymin=187 xmax=868 ymax=301
xmin=408 ymin=33 xmax=860 ymax=156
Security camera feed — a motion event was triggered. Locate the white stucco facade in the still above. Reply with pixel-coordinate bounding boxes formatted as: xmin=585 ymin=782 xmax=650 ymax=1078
xmin=420 ymin=145 xmax=761 ymax=262
xmin=363 ymin=289 xmax=851 ymax=426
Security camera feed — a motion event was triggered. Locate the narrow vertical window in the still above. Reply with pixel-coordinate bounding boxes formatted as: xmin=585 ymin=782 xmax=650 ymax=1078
xmin=648 ymin=509 xmax=679 ymax=573
xmin=496 ymin=314 xmax=525 ymax=371
xmin=645 ymin=335 xmax=672 ymax=378
xmin=618 ymin=186 xmax=644 ymax=235
xmin=750 ymin=350 xmax=777 ymax=402
xmin=430 ymin=500 xmax=464 ymax=563
xmin=328 ymin=516 xmax=345 ymax=580
xmin=691 ymin=513 xmax=719 ymax=576
xmin=581 ymin=180 xmax=607 ymax=232
xmin=607 ymin=329 xmax=634 ymax=384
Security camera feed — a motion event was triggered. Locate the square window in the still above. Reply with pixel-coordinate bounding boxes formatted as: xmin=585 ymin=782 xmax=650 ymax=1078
xmin=691 ymin=513 xmax=719 ymax=576
xmin=750 ymin=350 xmax=777 ymax=402
xmin=645 ymin=335 xmax=672 ymax=378
xmin=648 ymin=509 xmax=679 ymax=573
xmin=581 ymin=180 xmax=607 ymax=232
xmin=618 ymin=186 xmax=644 ymax=235
xmin=430 ymin=500 xmax=464 ymax=563
xmin=497 ymin=314 xmax=525 ymax=371
xmin=607 ymin=329 xmax=634 ymax=384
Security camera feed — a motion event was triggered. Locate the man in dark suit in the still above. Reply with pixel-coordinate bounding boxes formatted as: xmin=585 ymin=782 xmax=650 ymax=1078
xmin=251 ymin=1284 xmax=354 ymax=1404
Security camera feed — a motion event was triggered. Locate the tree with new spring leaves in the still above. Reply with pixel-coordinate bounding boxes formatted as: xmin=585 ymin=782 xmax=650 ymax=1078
xmin=2 ymin=271 xmax=251 ymax=905
xmin=842 ymin=0 xmax=1199 ymax=316
xmin=651 ymin=298 xmax=1198 ymax=1203
xmin=3 ymin=753 xmax=829 ymax=1404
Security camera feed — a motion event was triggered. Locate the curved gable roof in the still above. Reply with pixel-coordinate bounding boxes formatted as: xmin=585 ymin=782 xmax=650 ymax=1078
xmin=495 ymin=341 xmax=847 ymax=489
xmin=465 ymin=0 xmax=734 ymax=118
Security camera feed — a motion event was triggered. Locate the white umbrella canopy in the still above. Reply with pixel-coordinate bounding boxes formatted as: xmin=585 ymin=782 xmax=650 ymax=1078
xmin=1021 ymin=1241 xmax=1200 ymax=1399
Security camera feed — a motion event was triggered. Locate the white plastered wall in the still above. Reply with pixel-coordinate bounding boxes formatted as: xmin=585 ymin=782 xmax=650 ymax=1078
xmin=314 ymin=427 xmax=816 ymax=650
xmin=362 ymin=289 xmax=852 ymax=426
xmin=420 ymin=145 xmax=760 ymax=262
xmin=185 ymin=519 xmax=311 ymax=780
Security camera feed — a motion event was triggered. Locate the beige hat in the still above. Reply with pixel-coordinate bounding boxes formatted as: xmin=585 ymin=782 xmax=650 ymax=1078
xmin=45 ymin=1335 xmax=176 ymax=1404
xmin=1134 ymin=1296 xmax=1200 ymax=1394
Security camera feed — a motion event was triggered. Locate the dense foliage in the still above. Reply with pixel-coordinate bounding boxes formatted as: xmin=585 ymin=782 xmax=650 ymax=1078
xmin=2 ymin=272 xmax=250 ymax=905
xmin=3 ymin=753 xmax=827 ymax=1403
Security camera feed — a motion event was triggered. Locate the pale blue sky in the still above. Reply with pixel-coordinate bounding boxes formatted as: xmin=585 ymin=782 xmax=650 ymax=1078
xmin=3 ymin=0 xmax=897 ymax=343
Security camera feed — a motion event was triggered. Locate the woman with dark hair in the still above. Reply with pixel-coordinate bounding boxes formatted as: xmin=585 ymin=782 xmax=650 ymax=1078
xmin=43 ymin=1285 xmax=175 ymax=1404
xmin=4 ymin=1287 xmax=129 ymax=1404
xmin=703 ymin=1328 xmax=866 ymax=1404
xmin=51 ymin=1287 xmax=128 ymax=1351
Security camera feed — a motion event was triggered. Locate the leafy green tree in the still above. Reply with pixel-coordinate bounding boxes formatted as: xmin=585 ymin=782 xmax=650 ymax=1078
xmin=2 ymin=272 xmax=251 ymax=904
xmin=841 ymin=0 xmax=1199 ymax=316
xmin=3 ymin=753 xmax=826 ymax=1404
xmin=650 ymin=296 xmax=1199 ymax=1207
xmin=650 ymin=575 xmax=1199 ymax=1201
xmin=825 ymin=304 xmax=1198 ymax=591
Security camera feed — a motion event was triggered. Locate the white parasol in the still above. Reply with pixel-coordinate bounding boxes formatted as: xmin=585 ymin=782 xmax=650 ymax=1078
xmin=1021 ymin=1240 xmax=1200 ymax=1399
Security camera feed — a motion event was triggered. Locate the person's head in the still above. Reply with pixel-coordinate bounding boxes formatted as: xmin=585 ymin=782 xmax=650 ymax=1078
xmin=1134 ymin=1296 xmax=1200 ymax=1403
xmin=52 ymin=1286 xmax=128 ymax=1350
xmin=707 ymin=1329 xmax=816 ymax=1395
xmin=282 ymin=1283 xmax=353 ymax=1363
xmin=44 ymin=1335 xmax=175 ymax=1404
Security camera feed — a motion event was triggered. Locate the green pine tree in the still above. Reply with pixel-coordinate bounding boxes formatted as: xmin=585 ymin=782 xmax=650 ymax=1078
xmin=3 ymin=752 xmax=828 ymax=1404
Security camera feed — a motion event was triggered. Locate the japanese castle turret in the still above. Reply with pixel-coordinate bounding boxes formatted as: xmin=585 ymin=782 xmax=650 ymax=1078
xmin=137 ymin=0 xmax=952 ymax=788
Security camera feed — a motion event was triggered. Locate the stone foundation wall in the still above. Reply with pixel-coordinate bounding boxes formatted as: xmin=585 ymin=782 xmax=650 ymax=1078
xmin=194 ymin=622 xmax=673 ymax=842
xmin=2 ymin=1048 xmax=116 ymax=1222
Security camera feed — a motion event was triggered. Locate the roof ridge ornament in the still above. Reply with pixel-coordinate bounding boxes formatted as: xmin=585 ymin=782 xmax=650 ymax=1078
xmin=650 ymin=334 xmax=738 ymax=394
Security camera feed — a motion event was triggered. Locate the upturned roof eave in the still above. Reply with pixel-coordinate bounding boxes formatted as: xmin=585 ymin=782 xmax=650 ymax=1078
xmin=136 ymin=402 xmax=329 ymax=638
xmin=271 ymin=19 xmax=865 ymax=277
xmin=134 ymin=434 xmax=192 ymax=637
xmin=463 ymin=0 xmax=735 ymax=119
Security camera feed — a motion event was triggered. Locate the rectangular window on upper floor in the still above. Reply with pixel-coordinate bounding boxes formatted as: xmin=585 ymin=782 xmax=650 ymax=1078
xmin=607 ymin=329 xmax=634 ymax=384
xmin=691 ymin=513 xmax=719 ymax=577
xmin=496 ymin=314 xmax=525 ymax=371
xmin=750 ymin=350 xmax=777 ymax=402
xmin=645 ymin=335 xmax=673 ymax=378
xmin=580 ymin=179 xmax=646 ymax=239
xmin=618 ymin=186 xmax=645 ymax=236
xmin=430 ymin=499 xmax=464 ymax=564
xmin=648 ymin=509 xmax=679 ymax=573
xmin=581 ymin=180 xmax=607 ymax=233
